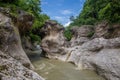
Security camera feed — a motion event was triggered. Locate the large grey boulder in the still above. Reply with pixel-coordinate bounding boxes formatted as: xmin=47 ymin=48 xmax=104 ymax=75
xmin=67 ymin=37 xmax=120 ymax=80
xmin=41 ymin=20 xmax=67 ymax=58
xmin=88 ymin=49 xmax=120 ymax=80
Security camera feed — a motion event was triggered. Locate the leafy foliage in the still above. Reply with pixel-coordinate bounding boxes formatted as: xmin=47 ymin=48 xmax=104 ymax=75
xmin=70 ymin=0 xmax=120 ymax=27
xmin=29 ymin=33 xmax=41 ymax=43
xmin=16 ymin=0 xmax=41 ymax=17
xmin=0 ymin=0 xmax=50 ymax=43
xmin=32 ymin=14 xmax=50 ymax=30
xmin=0 ymin=0 xmax=17 ymax=3
xmin=64 ymin=29 xmax=72 ymax=41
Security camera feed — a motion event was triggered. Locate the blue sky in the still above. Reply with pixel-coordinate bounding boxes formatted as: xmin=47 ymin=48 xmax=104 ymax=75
xmin=41 ymin=0 xmax=85 ymax=26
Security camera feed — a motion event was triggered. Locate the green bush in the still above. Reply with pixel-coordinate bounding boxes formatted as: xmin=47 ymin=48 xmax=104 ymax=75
xmin=64 ymin=29 xmax=72 ymax=41
xmin=29 ymin=33 xmax=41 ymax=43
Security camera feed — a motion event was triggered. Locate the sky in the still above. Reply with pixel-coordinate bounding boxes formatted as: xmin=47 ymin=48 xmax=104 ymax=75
xmin=41 ymin=0 xmax=85 ymax=26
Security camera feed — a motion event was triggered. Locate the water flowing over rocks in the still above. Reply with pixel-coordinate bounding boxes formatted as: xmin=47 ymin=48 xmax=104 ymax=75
xmin=41 ymin=21 xmax=120 ymax=80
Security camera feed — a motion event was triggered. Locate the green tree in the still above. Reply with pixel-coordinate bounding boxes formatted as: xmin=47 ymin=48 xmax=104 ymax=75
xmin=69 ymin=0 xmax=120 ymax=28
xmin=0 ymin=0 xmax=50 ymax=43
xmin=64 ymin=29 xmax=72 ymax=41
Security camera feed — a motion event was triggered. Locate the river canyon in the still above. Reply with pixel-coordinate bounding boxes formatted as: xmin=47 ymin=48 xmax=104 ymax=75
xmin=0 ymin=5 xmax=120 ymax=80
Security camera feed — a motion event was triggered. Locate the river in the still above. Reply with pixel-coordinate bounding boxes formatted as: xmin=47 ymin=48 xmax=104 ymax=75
xmin=30 ymin=56 xmax=105 ymax=80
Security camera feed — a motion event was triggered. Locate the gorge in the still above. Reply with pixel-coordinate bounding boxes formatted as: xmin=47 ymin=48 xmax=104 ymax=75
xmin=0 ymin=0 xmax=120 ymax=80
xmin=40 ymin=20 xmax=120 ymax=80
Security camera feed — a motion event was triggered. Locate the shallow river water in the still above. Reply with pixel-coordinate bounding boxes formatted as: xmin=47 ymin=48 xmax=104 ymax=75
xmin=31 ymin=57 xmax=105 ymax=80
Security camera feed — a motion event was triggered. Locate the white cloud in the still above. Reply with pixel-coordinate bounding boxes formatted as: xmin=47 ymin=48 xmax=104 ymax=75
xmin=64 ymin=21 xmax=71 ymax=27
xmin=61 ymin=10 xmax=72 ymax=15
xmin=54 ymin=16 xmax=64 ymax=21
xmin=53 ymin=16 xmax=71 ymax=26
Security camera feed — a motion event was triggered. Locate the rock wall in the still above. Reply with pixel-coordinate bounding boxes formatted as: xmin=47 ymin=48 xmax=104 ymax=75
xmin=41 ymin=21 xmax=120 ymax=80
xmin=0 ymin=11 xmax=33 ymax=69
xmin=67 ymin=38 xmax=120 ymax=80
xmin=93 ymin=21 xmax=120 ymax=39
xmin=0 ymin=51 xmax=44 ymax=80
xmin=0 ymin=9 xmax=44 ymax=80
xmin=70 ymin=25 xmax=94 ymax=46
xmin=68 ymin=24 xmax=120 ymax=80
xmin=41 ymin=20 xmax=67 ymax=58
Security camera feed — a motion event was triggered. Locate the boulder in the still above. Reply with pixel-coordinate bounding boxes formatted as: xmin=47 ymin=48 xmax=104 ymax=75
xmin=41 ymin=20 xmax=67 ymax=58
xmin=0 ymin=51 xmax=44 ymax=80
xmin=0 ymin=13 xmax=34 ymax=69
xmin=67 ymin=37 xmax=120 ymax=80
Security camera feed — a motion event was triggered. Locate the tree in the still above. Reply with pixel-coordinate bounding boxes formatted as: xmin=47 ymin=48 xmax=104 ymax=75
xmin=69 ymin=0 xmax=120 ymax=28
xmin=0 ymin=0 xmax=50 ymax=43
xmin=0 ymin=0 xmax=17 ymax=3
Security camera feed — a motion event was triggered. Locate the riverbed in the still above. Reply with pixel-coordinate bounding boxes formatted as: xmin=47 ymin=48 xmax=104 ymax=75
xmin=31 ymin=57 xmax=105 ymax=80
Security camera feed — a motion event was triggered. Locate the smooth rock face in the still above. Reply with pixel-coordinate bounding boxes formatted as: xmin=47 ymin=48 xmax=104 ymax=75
xmin=88 ymin=49 xmax=120 ymax=80
xmin=41 ymin=20 xmax=67 ymax=58
xmin=67 ymin=37 xmax=120 ymax=80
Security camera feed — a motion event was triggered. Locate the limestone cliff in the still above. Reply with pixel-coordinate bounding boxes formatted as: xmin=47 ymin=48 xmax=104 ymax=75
xmin=41 ymin=21 xmax=120 ymax=80
xmin=40 ymin=20 xmax=67 ymax=58
xmin=0 ymin=8 xmax=44 ymax=80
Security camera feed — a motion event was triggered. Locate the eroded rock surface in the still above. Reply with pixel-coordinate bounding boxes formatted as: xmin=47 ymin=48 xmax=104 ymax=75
xmin=67 ymin=24 xmax=120 ymax=80
xmin=67 ymin=37 xmax=120 ymax=80
xmin=0 ymin=51 xmax=44 ymax=80
xmin=41 ymin=20 xmax=67 ymax=58
xmin=0 ymin=10 xmax=44 ymax=80
xmin=70 ymin=25 xmax=94 ymax=46
xmin=41 ymin=21 xmax=120 ymax=80
xmin=93 ymin=21 xmax=120 ymax=39
xmin=0 ymin=12 xmax=33 ymax=69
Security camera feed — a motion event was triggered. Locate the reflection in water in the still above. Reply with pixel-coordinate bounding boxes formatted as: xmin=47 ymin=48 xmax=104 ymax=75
xmin=31 ymin=57 xmax=105 ymax=80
